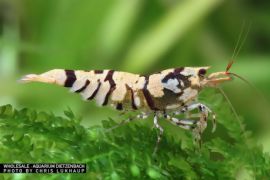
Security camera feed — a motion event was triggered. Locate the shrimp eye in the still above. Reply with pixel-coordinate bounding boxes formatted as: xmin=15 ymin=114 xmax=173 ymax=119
xmin=198 ymin=69 xmax=207 ymax=77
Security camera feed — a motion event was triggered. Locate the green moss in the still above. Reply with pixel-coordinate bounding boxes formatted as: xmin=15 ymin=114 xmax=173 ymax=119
xmin=0 ymin=103 xmax=269 ymax=179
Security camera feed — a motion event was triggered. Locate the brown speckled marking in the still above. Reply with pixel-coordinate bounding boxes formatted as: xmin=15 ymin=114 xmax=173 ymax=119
xmin=126 ymin=84 xmax=137 ymax=110
xmin=94 ymin=70 xmax=104 ymax=74
xmin=143 ymin=76 xmax=158 ymax=111
xmin=116 ymin=103 xmax=123 ymax=110
xmin=75 ymin=80 xmax=90 ymax=93
xmin=88 ymin=80 xmax=101 ymax=100
xmin=64 ymin=70 xmax=76 ymax=87
xmin=103 ymin=70 xmax=116 ymax=106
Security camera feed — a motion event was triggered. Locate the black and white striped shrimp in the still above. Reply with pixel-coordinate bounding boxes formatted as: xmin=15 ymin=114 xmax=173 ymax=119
xmin=21 ymin=66 xmax=234 ymax=146
xmin=20 ymin=22 xmax=253 ymax=153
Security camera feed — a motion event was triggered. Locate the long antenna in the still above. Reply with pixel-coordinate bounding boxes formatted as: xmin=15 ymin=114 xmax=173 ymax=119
xmin=231 ymin=21 xmax=246 ymax=60
xmin=227 ymin=72 xmax=256 ymax=90
xmin=233 ymin=21 xmax=252 ymax=60
xmin=217 ymin=87 xmax=246 ymax=135
xmin=228 ymin=72 xmax=266 ymax=102
xmin=227 ymin=21 xmax=252 ymax=72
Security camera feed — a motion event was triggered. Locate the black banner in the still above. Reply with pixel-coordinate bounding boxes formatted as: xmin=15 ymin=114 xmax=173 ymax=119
xmin=0 ymin=163 xmax=86 ymax=173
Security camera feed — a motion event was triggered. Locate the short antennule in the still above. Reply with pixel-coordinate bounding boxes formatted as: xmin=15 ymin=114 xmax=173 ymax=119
xmin=226 ymin=60 xmax=234 ymax=73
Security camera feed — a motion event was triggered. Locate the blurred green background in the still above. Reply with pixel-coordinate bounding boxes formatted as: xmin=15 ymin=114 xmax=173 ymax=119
xmin=0 ymin=0 xmax=270 ymax=152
